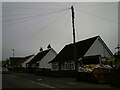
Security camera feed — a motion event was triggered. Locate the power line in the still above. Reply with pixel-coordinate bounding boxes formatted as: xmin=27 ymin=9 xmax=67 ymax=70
xmin=75 ymin=9 xmax=118 ymax=40
xmin=3 ymin=6 xmax=66 ymax=10
xmin=56 ymin=12 xmax=70 ymax=48
xmin=3 ymin=7 xmax=69 ymax=17
xmin=3 ymin=8 xmax=70 ymax=23
xmin=2 ymin=3 xmax=68 ymax=11
xmin=3 ymin=9 xmax=69 ymax=26
xmin=18 ymin=10 xmax=69 ymax=31
xmin=3 ymin=3 xmax=116 ymax=17
xmin=3 ymin=12 xmax=51 ymax=17
xmin=76 ymin=8 xmax=118 ymax=25
xmin=76 ymin=2 xmax=116 ymax=9
xmin=3 ymin=15 xmax=47 ymax=26
xmin=22 ymin=10 xmax=69 ymax=44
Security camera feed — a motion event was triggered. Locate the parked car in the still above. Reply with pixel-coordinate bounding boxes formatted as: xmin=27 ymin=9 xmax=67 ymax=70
xmin=2 ymin=67 xmax=9 ymax=74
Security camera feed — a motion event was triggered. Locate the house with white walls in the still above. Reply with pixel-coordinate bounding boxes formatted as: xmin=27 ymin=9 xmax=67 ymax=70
xmin=49 ymin=36 xmax=113 ymax=71
xmin=8 ymin=55 xmax=34 ymax=68
xmin=27 ymin=47 xmax=57 ymax=70
xmin=21 ymin=55 xmax=35 ymax=67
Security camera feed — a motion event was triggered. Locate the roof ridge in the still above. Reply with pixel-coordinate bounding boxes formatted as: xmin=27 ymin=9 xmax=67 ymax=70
xmin=77 ymin=35 xmax=99 ymax=42
xmin=66 ymin=35 xmax=99 ymax=46
xmin=27 ymin=48 xmax=51 ymax=64
xmin=49 ymin=35 xmax=100 ymax=63
xmin=38 ymin=48 xmax=51 ymax=53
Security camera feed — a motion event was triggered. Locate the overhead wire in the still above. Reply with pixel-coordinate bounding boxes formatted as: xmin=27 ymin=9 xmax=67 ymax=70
xmin=71 ymin=2 xmax=77 ymax=7
xmin=2 ymin=11 xmax=54 ymax=17
xmin=3 ymin=3 xmax=115 ymax=17
xmin=76 ymin=2 xmax=116 ymax=9
xmin=56 ymin=12 xmax=70 ymax=49
xmin=3 ymin=8 xmax=70 ymax=26
xmin=8 ymin=10 xmax=68 ymax=49
xmin=77 ymin=2 xmax=118 ymax=40
xmin=3 ymin=7 xmax=69 ymax=17
xmin=19 ymin=9 xmax=69 ymax=32
xmin=22 ymin=10 xmax=69 ymax=44
xmin=3 ymin=13 xmax=51 ymax=26
xmin=4 ymin=3 xmax=118 ymax=43
xmin=2 ymin=2 xmax=117 ymax=60
xmin=2 ymin=3 xmax=68 ymax=12
xmin=75 ymin=8 xmax=118 ymax=41
xmin=3 ymin=8 xmax=70 ymax=23
xmin=2 ymin=3 xmax=67 ymax=9
xmin=76 ymin=8 xmax=118 ymax=25
xmin=2 ymin=8 xmax=67 ymax=17
xmin=2 ymin=6 xmax=66 ymax=10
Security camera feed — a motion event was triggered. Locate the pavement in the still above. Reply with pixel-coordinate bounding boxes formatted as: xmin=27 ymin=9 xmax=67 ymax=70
xmin=2 ymin=71 xmax=119 ymax=89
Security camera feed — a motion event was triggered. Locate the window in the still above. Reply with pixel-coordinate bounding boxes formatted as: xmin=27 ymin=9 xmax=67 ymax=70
xmin=64 ymin=61 xmax=75 ymax=70
xmin=52 ymin=63 xmax=58 ymax=70
xmin=71 ymin=63 xmax=75 ymax=70
xmin=65 ymin=63 xmax=68 ymax=70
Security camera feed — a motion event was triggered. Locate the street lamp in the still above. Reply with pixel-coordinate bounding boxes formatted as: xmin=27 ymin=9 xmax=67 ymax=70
xmin=11 ymin=49 xmax=15 ymax=57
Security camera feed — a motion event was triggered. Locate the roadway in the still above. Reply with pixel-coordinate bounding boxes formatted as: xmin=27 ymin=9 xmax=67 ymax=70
xmin=2 ymin=72 xmax=118 ymax=89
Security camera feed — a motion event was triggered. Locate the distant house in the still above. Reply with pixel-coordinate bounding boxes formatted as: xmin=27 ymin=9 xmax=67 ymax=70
xmin=21 ymin=55 xmax=35 ymax=67
xmin=9 ymin=55 xmax=34 ymax=68
xmin=49 ymin=36 xmax=113 ymax=71
xmin=9 ymin=57 xmax=25 ymax=68
xmin=27 ymin=48 xmax=57 ymax=70
xmin=2 ymin=59 xmax=9 ymax=67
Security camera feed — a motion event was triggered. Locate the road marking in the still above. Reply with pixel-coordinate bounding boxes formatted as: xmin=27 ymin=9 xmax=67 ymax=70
xmin=8 ymin=74 xmax=55 ymax=88
xmin=31 ymin=81 xmax=55 ymax=88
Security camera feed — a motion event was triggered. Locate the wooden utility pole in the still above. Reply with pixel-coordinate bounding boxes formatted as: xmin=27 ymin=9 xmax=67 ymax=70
xmin=71 ymin=6 xmax=78 ymax=79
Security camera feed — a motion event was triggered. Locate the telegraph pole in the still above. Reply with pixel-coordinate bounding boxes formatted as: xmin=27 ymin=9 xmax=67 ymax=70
xmin=11 ymin=49 xmax=15 ymax=57
xmin=71 ymin=6 xmax=78 ymax=80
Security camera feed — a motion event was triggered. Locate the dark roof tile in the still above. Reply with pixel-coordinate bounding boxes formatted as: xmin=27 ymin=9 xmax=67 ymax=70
xmin=9 ymin=55 xmax=34 ymax=66
xmin=28 ymin=49 xmax=51 ymax=64
xmin=49 ymin=36 xmax=99 ymax=63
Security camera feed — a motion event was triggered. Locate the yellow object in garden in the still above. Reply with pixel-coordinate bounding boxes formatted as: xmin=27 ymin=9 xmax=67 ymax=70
xmin=102 ymin=57 xmax=115 ymax=63
xmin=85 ymin=64 xmax=95 ymax=68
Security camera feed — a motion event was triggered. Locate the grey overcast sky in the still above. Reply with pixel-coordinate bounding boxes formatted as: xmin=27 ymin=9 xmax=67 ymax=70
xmin=2 ymin=2 xmax=118 ymax=60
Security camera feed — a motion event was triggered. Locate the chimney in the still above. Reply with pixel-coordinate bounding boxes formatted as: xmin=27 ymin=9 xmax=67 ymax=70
xmin=47 ymin=44 xmax=51 ymax=50
xmin=39 ymin=47 xmax=43 ymax=52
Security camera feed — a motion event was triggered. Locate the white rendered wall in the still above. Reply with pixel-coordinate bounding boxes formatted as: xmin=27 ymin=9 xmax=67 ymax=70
xmin=21 ymin=56 xmax=35 ymax=67
xmin=39 ymin=49 xmax=57 ymax=69
xmin=85 ymin=38 xmax=112 ymax=58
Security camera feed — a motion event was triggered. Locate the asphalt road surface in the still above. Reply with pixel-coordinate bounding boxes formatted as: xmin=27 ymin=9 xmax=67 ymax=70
xmin=2 ymin=72 xmax=118 ymax=89
xmin=2 ymin=74 xmax=52 ymax=88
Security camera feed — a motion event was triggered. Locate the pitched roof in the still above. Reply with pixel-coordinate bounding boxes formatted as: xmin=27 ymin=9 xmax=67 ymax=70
xmin=2 ymin=60 xmax=9 ymax=67
xmin=27 ymin=49 xmax=51 ymax=64
xmin=10 ymin=57 xmax=24 ymax=66
xmin=9 ymin=55 xmax=34 ymax=66
xmin=49 ymin=36 xmax=99 ymax=63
